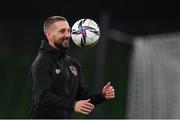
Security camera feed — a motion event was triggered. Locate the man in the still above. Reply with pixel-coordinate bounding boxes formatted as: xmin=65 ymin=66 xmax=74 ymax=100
xmin=30 ymin=16 xmax=115 ymax=118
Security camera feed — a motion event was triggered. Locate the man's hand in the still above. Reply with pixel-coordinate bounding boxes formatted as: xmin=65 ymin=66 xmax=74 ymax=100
xmin=74 ymin=99 xmax=94 ymax=115
xmin=102 ymin=82 xmax=115 ymax=99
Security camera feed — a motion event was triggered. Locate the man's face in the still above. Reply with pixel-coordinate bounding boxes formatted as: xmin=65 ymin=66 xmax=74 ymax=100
xmin=49 ymin=20 xmax=71 ymax=49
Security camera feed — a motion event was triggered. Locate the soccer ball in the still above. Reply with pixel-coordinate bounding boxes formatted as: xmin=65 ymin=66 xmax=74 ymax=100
xmin=71 ymin=18 xmax=100 ymax=47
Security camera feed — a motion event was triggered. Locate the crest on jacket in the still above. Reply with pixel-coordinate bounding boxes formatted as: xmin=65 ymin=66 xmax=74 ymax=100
xmin=70 ymin=66 xmax=77 ymax=76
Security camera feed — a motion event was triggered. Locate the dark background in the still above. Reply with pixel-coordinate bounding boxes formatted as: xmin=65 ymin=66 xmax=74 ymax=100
xmin=0 ymin=0 xmax=179 ymax=118
xmin=1 ymin=0 xmax=180 ymax=34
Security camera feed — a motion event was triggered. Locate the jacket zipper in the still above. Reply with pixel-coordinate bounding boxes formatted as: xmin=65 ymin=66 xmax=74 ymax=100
xmin=65 ymin=61 xmax=70 ymax=118
xmin=65 ymin=67 xmax=70 ymax=96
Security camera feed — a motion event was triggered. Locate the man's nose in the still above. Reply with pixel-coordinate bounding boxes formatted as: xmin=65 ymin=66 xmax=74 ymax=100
xmin=65 ymin=32 xmax=70 ymax=38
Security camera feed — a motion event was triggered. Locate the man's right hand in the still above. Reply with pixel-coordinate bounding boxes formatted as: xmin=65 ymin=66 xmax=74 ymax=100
xmin=74 ymin=99 xmax=94 ymax=115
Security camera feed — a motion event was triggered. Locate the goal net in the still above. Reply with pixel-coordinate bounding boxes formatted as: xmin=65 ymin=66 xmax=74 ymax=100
xmin=126 ymin=32 xmax=180 ymax=118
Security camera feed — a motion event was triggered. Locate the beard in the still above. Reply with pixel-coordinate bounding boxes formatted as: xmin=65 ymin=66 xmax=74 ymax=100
xmin=54 ymin=38 xmax=70 ymax=50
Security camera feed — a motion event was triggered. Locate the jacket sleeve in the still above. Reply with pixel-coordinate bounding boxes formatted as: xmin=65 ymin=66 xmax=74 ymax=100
xmin=31 ymin=58 xmax=75 ymax=111
xmin=75 ymin=65 xmax=106 ymax=106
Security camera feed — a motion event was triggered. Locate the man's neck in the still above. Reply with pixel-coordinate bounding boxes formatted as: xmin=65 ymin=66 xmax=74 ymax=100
xmin=49 ymin=41 xmax=59 ymax=50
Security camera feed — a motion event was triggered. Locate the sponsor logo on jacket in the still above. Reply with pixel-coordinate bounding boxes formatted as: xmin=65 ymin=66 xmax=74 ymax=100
xmin=55 ymin=69 xmax=61 ymax=74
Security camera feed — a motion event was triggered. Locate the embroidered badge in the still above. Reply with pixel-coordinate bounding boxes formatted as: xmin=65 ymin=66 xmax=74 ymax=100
xmin=69 ymin=66 xmax=77 ymax=76
xmin=55 ymin=69 xmax=60 ymax=74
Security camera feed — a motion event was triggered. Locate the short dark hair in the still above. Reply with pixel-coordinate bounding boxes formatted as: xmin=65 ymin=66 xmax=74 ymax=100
xmin=43 ymin=16 xmax=67 ymax=33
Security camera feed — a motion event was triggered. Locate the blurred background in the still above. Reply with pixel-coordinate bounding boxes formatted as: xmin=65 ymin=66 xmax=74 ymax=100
xmin=0 ymin=0 xmax=180 ymax=118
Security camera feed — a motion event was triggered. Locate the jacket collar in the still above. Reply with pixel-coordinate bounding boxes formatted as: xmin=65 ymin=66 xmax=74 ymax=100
xmin=39 ymin=40 xmax=66 ymax=57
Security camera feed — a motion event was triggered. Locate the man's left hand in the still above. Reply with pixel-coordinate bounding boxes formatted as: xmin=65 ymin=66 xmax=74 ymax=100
xmin=102 ymin=82 xmax=115 ymax=99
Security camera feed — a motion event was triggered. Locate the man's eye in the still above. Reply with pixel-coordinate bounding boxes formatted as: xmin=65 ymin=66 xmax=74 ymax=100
xmin=60 ymin=29 xmax=65 ymax=33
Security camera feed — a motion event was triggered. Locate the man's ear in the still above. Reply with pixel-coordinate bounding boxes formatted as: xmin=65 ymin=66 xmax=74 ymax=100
xmin=45 ymin=31 xmax=51 ymax=40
